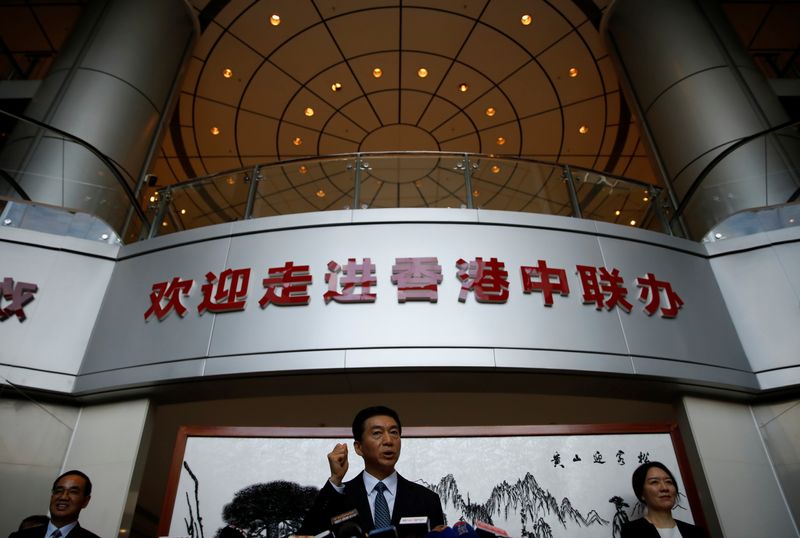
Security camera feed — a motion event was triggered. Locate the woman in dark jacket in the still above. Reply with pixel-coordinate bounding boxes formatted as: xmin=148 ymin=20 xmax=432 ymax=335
xmin=620 ymin=462 xmax=707 ymax=538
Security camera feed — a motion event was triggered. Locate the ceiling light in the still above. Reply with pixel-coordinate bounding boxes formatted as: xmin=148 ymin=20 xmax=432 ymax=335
xmin=269 ymin=14 xmax=281 ymax=26
xmin=491 ymin=165 xmax=500 ymax=173
xmin=222 ymin=68 xmax=233 ymax=79
xmin=496 ymin=136 xmax=506 ymax=146
xmin=485 ymin=107 xmax=496 ymax=117
xmin=614 ymin=210 xmax=621 ymax=216
xmin=472 ymin=189 xmax=480 ymax=197
xmin=568 ymin=67 xmax=579 ymax=78
xmin=180 ymin=209 xmax=187 ymax=215
xmin=304 ymin=107 xmax=314 ymax=117
xmin=629 ymin=220 xmax=637 ymax=226
xmin=578 ymin=125 xmax=589 ymax=134
xmin=149 ymin=195 xmax=156 ymax=203
xmin=373 ymin=68 xmax=382 ymax=78
xmin=299 ymin=165 xmax=308 ymax=174
xmin=292 ymin=137 xmax=302 ymax=146
xmin=3 ymin=218 xmax=11 ymax=225
xmin=643 ymin=196 xmax=649 ymax=202
xmin=790 ymin=218 xmax=796 ymax=224
xmin=458 ymin=82 xmax=468 ymax=92
xmin=100 ymin=233 xmax=109 ymax=240
xmin=162 ymin=221 xmax=168 ymax=227
xmin=521 ymin=14 xmax=532 ymax=26
xmin=417 ymin=68 xmax=428 ymax=78
xmin=331 ymin=82 xmax=342 ymax=92
xmin=315 ymin=189 xmax=326 ymax=198
xmin=210 ymin=126 xmax=220 ymax=135
xmin=714 ymin=232 xmax=724 ymax=239
xmin=226 ymin=176 xmax=235 ymax=185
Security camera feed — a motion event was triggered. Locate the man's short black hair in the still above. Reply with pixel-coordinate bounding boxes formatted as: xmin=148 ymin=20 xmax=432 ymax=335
xmin=631 ymin=461 xmax=679 ymax=500
xmin=53 ymin=469 xmax=93 ymax=496
xmin=352 ymin=406 xmax=402 ymax=441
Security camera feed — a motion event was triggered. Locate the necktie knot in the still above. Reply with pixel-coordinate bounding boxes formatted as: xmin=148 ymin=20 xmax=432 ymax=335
xmin=51 ymin=531 xmax=62 ymax=538
xmin=374 ymin=481 xmax=387 ymax=493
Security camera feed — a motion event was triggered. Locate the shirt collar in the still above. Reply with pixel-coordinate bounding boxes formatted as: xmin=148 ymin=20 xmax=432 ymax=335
xmin=363 ymin=469 xmax=398 ymax=496
xmin=46 ymin=521 xmax=79 ymax=538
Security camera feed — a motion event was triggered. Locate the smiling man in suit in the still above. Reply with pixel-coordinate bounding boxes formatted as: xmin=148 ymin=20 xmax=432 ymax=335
xmin=298 ymin=406 xmax=444 ymax=535
xmin=17 ymin=470 xmax=100 ymax=538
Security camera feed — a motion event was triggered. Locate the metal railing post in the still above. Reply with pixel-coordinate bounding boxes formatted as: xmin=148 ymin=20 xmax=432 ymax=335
xmin=650 ymin=186 xmax=673 ymax=236
xmin=147 ymin=188 xmax=172 ymax=239
xmin=563 ymin=165 xmax=582 ymax=218
xmin=352 ymin=154 xmax=362 ymax=209
xmin=464 ymin=154 xmax=475 ymax=209
xmin=244 ymin=165 xmax=261 ymax=219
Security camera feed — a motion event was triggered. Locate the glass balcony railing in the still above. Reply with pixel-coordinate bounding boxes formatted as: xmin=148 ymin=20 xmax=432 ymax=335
xmin=0 ymin=109 xmax=149 ymax=244
xmin=147 ymin=153 xmax=673 ymax=239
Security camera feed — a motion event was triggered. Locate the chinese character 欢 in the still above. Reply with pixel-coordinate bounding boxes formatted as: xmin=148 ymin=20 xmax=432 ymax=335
xmin=259 ymin=261 xmax=312 ymax=307
xmin=636 ymin=273 xmax=684 ymax=317
xmin=144 ymin=276 xmax=194 ymax=320
xmin=198 ymin=268 xmax=251 ymax=314
xmin=324 ymin=258 xmax=377 ymax=303
xmin=551 ymin=452 xmax=565 ymax=468
xmin=391 ymin=257 xmax=442 ymax=302
xmin=520 ymin=260 xmax=569 ymax=306
xmin=456 ymin=257 xmax=509 ymax=303
xmin=0 ymin=277 xmax=38 ymax=322
xmin=576 ymin=265 xmax=633 ymax=312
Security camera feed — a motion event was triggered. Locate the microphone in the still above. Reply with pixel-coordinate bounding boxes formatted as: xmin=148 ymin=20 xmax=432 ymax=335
xmin=473 ymin=521 xmax=509 ymax=538
xmin=368 ymin=526 xmax=399 ymax=538
xmin=330 ymin=509 xmax=364 ymax=538
xmin=398 ymin=516 xmax=430 ymax=538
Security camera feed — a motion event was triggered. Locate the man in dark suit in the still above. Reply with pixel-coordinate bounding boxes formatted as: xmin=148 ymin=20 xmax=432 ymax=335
xmin=16 ymin=470 xmax=100 ymax=538
xmin=298 ymin=406 xmax=444 ymax=535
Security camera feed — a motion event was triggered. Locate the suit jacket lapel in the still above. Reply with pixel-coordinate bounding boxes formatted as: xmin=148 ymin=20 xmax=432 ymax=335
xmin=346 ymin=471 xmax=374 ymax=532
xmin=392 ymin=473 xmax=410 ymax=526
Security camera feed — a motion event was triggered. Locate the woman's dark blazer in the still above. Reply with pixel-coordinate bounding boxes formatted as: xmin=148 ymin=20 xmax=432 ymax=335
xmin=620 ymin=517 xmax=707 ymax=538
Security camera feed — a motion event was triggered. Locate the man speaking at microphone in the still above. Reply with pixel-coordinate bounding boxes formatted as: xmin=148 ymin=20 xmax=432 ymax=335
xmin=298 ymin=406 xmax=444 ymax=535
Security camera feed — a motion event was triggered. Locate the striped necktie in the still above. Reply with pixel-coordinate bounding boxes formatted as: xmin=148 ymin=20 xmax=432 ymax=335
xmin=373 ymin=481 xmax=391 ymax=528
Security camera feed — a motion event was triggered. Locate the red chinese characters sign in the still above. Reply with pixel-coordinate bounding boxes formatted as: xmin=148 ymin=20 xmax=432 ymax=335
xmin=1 ymin=277 xmax=38 ymax=322
xmin=144 ymin=257 xmax=684 ymax=321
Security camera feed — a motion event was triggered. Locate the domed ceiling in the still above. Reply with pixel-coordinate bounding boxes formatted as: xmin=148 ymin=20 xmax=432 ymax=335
xmin=150 ymin=0 xmax=658 ymax=187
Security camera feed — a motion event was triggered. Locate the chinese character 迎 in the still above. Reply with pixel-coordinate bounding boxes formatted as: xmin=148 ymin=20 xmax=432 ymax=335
xmin=324 ymin=258 xmax=377 ymax=303
xmin=593 ymin=451 xmax=606 ymax=464
xmin=576 ymin=265 xmax=633 ymax=312
xmin=391 ymin=257 xmax=442 ymax=302
xmin=198 ymin=268 xmax=251 ymax=314
xmin=636 ymin=273 xmax=684 ymax=317
xmin=259 ymin=261 xmax=312 ymax=307
xmin=0 ymin=277 xmax=38 ymax=322
xmin=456 ymin=257 xmax=509 ymax=303
xmin=520 ymin=260 xmax=569 ymax=306
xmin=144 ymin=276 xmax=194 ymax=320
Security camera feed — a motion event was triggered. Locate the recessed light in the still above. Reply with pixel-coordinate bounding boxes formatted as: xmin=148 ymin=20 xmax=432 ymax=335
xmin=472 ymin=189 xmax=480 ymax=197
xmin=521 ymin=14 xmax=532 ymax=26
xmin=149 ymin=195 xmax=156 ymax=203
xmin=226 ymin=176 xmax=236 ymax=185
xmin=417 ymin=68 xmax=428 ymax=78
xmin=100 ymin=233 xmax=109 ymax=240
xmin=790 ymin=218 xmax=796 ymax=224
xmin=643 ymin=196 xmax=649 ymax=202
xmin=292 ymin=137 xmax=302 ymax=146
xmin=496 ymin=136 xmax=506 ymax=146
xmin=578 ymin=125 xmax=589 ymax=134
xmin=315 ymin=189 xmax=326 ymax=198
xmin=222 ymin=68 xmax=233 ymax=78
xmin=210 ymin=126 xmax=220 ymax=135
xmin=373 ymin=68 xmax=383 ymax=78
xmin=458 ymin=82 xmax=468 ymax=92
xmin=180 ymin=209 xmax=187 ymax=215
xmin=491 ymin=165 xmax=500 ymax=173
xmin=270 ymin=14 xmax=281 ymax=26
xmin=629 ymin=220 xmax=637 ymax=226
xmin=304 ymin=107 xmax=314 ymax=117
xmin=715 ymin=232 xmax=724 ymax=239
xmin=162 ymin=221 xmax=168 ymax=227
xmin=614 ymin=210 xmax=621 ymax=216
xmin=568 ymin=67 xmax=579 ymax=78
xmin=331 ymin=82 xmax=342 ymax=92
xmin=485 ymin=107 xmax=496 ymax=117
xmin=299 ymin=165 xmax=308 ymax=174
